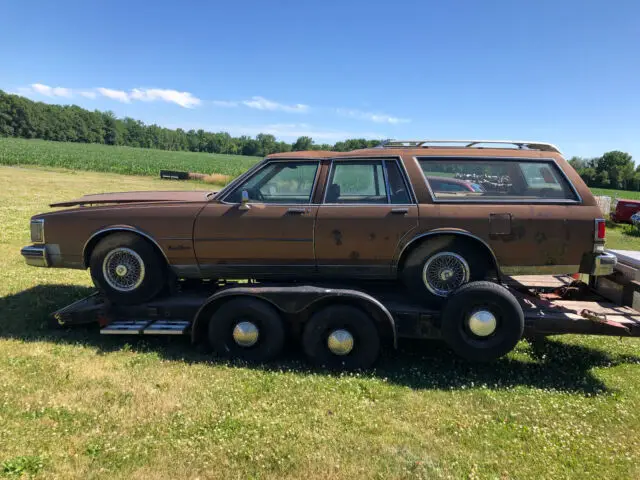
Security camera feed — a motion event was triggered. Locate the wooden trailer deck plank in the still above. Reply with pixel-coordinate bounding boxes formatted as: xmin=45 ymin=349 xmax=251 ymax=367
xmin=504 ymin=275 xmax=575 ymax=288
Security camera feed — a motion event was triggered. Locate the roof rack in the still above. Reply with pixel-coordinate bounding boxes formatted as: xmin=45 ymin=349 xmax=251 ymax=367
xmin=376 ymin=139 xmax=561 ymax=153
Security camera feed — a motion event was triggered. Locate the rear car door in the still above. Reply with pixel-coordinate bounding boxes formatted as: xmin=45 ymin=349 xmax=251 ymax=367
xmin=314 ymin=158 xmax=418 ymax=277
xmin=417 ymin=156 xmax=588 ymax=270
xmin=194 ymin=159 xmax=320 ymax=277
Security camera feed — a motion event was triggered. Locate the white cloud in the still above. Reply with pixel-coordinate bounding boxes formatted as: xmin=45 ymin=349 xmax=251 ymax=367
xmin=15 ymin=83 xmax=201 ymax=108
xmin=336 ymin=108 xmax=410 ymax=124
xmin=212 ymin=100 xmax=240 ymax=107
xmin=242 ymin=96 xmax=309 ymax=113
xmin=30 ymin=83 xmax=73 ymax=98
xmin=96 ymin=87 xmax=131 ymax=103
xmin=129 ymin=88 xmax=201 ymax=108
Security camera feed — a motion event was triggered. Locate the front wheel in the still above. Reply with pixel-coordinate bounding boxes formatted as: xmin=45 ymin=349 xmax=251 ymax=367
xmin=90 ymin=232 xmax=166 ymax=305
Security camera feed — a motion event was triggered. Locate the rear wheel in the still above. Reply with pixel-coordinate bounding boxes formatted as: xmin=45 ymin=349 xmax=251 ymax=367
xmin=401 ymin=237 xmax=492 ymax=305
xmin=440 ymin=281 xmax=524 ymax=362
xmin=208 ymin=298 xmax=285 ymax=362
xmin=302 ymin=305 xmax=380 ymax=370
xmin=90 ymin=232 xmax=166 ymax=305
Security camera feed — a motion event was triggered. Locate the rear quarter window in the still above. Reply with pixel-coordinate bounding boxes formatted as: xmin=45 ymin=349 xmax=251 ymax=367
xmin=418 ymin=157 xmax=579 ymax=202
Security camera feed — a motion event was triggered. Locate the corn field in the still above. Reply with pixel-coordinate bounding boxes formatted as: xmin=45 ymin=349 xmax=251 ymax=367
xmin=0 ymin=137 xmax=261 ymax=178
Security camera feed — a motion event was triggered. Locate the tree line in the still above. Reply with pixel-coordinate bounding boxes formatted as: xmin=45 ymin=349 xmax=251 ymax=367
xmin=568 ymin=151 xmax=639 ymax=191
xmin=0 ymin=90 xmax=380 ymax=156
xmin=2 ymin=90 xmax=637 ymax=190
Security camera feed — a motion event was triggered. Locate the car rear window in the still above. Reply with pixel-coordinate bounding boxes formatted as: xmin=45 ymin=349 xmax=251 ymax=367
xmin=418 ymin=158 xmax=579 ymax=202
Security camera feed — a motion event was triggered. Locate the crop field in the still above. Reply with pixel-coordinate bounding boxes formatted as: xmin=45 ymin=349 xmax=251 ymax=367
xmin=0 ymin=137 xmax=261 ymax=178
xmin=1 ymin=165 xmax=640 ymax=479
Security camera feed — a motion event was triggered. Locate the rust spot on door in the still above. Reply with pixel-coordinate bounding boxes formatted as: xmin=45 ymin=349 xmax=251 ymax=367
xmin=332 ymin=230 xmax=343 ymax=246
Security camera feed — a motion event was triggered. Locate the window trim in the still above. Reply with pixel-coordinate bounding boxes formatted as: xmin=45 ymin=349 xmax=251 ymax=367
xmin=220 ymin=159 xmax=322 ymax=206
xmin=322 ymin=157 xmax=417 ymax=206
xmin=415 ymin=156 xmax=582 ymax=204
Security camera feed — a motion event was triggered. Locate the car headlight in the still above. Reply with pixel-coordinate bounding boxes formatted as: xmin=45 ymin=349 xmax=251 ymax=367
xmin=30 ymin=219 xmax=45 ymax=243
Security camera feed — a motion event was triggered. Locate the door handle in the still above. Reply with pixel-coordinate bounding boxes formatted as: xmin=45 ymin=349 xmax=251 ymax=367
xmin=391 ymin=208 xmax=409 ymax=214
xmin=287 ymin=208 xmax=306 ymax=215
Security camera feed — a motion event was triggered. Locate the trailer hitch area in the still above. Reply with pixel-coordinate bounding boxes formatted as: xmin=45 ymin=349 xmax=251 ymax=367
xmin=580 ymin=309 xmax=630 ymax=333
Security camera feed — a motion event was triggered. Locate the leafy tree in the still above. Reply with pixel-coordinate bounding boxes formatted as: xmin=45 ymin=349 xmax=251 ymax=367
xmin=292 ymin=136 xmax=313 ymax=151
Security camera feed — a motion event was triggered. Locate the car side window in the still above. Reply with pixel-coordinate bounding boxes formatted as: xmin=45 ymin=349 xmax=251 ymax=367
xmin=325 ymin=160 xmax=387 ymax=204
xmin=419 ymin=158 xmax=578 ymax=202
xmin=226 ymin=161 xmax=319 ymax=204
xmin=385 ymin=160 xmax=411 ymax=204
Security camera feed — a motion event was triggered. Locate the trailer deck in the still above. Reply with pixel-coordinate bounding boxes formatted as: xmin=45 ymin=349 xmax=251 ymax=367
xmin=53 ymin=276 xmax=640 ymax=340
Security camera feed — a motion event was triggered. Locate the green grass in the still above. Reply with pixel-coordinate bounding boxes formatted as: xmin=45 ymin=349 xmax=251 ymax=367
xmin=0 ymin=137 xmax=261 ymax=178
xmin=1 ymin=166 xmax=640 ymax=478
xmin=592 ymin=188 xmax=640 ymax=200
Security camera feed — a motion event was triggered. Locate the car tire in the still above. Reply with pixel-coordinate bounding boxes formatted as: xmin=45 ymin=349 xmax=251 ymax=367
xmin=208 ymin=298 xmax=285 ymax=362
xmin=401 ymin=237 xmax=492 ymax=305
xmin=440 ymin=281 xmax=524 ymax=362
xmin=89 ymin=232 xmax=166 ymax=305
xmin=302 ymin=305 xmax=380 ymax=370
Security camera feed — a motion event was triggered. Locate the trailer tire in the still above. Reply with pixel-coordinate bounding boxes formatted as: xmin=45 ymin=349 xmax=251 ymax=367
xmin=302 ymin=305 xmax=380 ymax=370
xmin=441 ymin=281 xmax=524 ymax=362
xmin=208 ymin=298 xmax=285 ymax=362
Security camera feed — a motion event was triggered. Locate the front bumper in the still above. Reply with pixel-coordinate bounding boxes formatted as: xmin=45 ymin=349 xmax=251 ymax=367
xmin=21 ymin=245 xmax=49 ymax=267
xmin=591 ymin=252 xmax=617 ymax=276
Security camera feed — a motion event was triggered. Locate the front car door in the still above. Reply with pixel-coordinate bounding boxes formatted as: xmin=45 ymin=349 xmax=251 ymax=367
xmin=193 ymin=159 xmax=321 ymax=278
xmin=314 ymin=157 xmax=419 ymax=278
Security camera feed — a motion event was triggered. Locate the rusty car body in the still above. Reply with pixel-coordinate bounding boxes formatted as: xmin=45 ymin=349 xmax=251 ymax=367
xmin=22 ymin=139 xmax=616 ymax=304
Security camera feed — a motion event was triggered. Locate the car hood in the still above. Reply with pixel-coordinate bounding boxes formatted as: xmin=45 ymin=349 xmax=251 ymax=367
xmin=50 ymin=190 xmax=215 ymax=207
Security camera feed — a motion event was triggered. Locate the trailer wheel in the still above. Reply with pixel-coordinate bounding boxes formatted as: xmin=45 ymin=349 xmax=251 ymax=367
xmin=440 ymin=281 xmax=524 ymax=362
xmin=207 ymin=298 xmax=285 ymax=362
xmin=302 ymin=305 xmax=380 ymax=370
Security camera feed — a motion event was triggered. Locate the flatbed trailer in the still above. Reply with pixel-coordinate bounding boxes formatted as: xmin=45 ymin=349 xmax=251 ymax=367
xmin=51 ymin=274 xmax=640 ymax=369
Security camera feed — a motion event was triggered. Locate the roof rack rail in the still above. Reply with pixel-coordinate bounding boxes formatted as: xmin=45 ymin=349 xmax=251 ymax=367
xmin=376 ymin=139 xmax=561 ymax=153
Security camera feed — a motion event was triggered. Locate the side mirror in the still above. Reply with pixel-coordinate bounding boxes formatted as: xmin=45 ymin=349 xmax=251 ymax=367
xmin=239 ymin=190 xmax=251 ymax=210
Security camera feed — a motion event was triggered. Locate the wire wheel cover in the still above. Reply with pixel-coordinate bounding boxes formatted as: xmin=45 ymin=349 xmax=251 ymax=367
xmin=102 ymin=247 xmax=146 ymax=292
xmin=422 ymin=251 xmax=470 ymax=297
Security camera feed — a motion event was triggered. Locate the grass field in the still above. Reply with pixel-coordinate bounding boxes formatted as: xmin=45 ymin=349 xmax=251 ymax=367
xmin=1 ymin=166 xmax=640 ymax=479
xmin=0 ymin=137 xmax=261 ymax=178
xmin=592 ymin=188 xmax=640 ymax=201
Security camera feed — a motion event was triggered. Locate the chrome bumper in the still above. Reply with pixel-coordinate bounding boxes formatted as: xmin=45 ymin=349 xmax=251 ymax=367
xmin=21 ymin=245 xmax=49 ymax=267
xmin=591 ymin=252 xmax=617 ymax=276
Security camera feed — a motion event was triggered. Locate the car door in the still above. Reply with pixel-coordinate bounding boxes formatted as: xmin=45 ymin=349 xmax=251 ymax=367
xmin=314 ymin=158 xmax=419 ymax=278
xmin=193 ymin=159 xmax=321 ymax=277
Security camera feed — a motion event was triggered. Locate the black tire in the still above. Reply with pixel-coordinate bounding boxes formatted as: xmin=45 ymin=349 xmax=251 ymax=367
xmin=90 ymin=232 xmax=166 ymax=305
xmin=208 ymin=298 xmax=285 ymax=362
xmin=401 ymin=236 xmax=492 ymax=305
xmin=302 ymin=305 xmax=380 ymax=370
xmin=440 ymin=281 xmax=524 ymax=362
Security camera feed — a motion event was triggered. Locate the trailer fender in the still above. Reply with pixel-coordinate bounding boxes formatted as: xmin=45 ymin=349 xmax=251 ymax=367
xmin=191 ymin=285 xmax=397 ymax=348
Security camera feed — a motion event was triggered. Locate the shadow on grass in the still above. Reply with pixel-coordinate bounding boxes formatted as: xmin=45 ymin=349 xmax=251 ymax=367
xmin=2 ymin=285 xmax=639 ymax=396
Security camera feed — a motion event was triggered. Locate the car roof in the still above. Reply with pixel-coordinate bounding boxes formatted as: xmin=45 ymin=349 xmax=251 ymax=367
xmin=266 ymin=147 xmax=563 ymax=160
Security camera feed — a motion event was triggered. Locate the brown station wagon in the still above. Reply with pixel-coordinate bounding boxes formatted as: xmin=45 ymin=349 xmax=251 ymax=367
xmin=21 ymin=139 xmax=616 ymax=305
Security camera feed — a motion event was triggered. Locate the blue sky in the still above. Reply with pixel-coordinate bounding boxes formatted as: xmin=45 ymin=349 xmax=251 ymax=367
xmin=1 ymin=0 xmax=638 ymax=159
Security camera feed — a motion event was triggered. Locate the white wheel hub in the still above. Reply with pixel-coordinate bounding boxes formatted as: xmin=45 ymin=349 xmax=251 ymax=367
xmin=467 ymin=310 xmax=497 ymax=337
xmin=232 ymin=321 xmax=259 ymax=347
xmin=327 ymin=329 xmax=354 ymax=355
